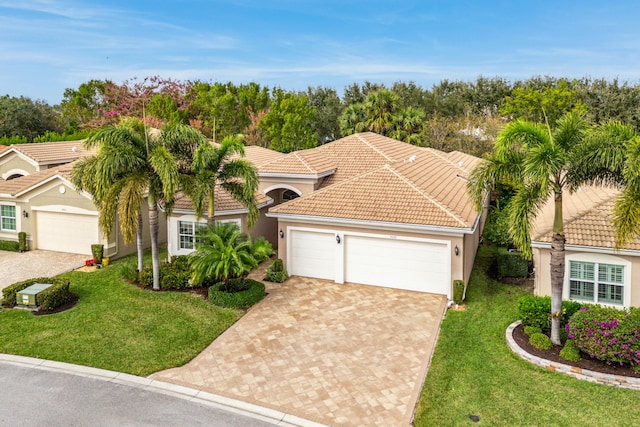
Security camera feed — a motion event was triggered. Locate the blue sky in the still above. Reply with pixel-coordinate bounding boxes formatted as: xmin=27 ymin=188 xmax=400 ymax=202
xmin=1 ymin=0 xmax=640 ymax=104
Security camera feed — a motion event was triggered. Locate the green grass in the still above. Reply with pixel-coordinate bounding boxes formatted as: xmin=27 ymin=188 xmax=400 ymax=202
xmin=0 ymin=252 xmax=241 ymax=376
xmin=414 ymin=246 xmax=640 ymax=427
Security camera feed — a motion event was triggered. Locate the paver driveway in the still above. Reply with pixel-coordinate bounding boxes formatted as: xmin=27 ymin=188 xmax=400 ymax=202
xmin=0 ymin=250 xmax=87 ymax=290
xmin=151 ymin=276 xmax=447 ymax=426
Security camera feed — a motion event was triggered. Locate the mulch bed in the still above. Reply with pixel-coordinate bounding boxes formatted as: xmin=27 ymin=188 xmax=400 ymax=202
xmin=512 ymin=323 xmax=640 ymax=378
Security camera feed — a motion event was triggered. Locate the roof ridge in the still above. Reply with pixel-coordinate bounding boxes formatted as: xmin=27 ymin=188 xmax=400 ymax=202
xmin=385 ymin=164 xmax=468 ymax=227
xmin=354 ymin=133 xmax=394 ymax=162
xmin=424 ymin=147 xmax=468 ymax=174
xmin=294 ymin=152 xmax=316 ymax=174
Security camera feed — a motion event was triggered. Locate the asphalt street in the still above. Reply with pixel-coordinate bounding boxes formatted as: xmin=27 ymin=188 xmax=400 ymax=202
xmin=0 ymin=362 xmax=278 ymax=427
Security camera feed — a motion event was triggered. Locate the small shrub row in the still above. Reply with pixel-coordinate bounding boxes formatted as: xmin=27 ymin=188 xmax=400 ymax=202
xmin=2 ymin=277 xmax=52 ymax=305
xmin=567 ymin=306 xmax=640 ymax=367
xmin=264 ymin=258 xmax=288 ymax=283
xmin=494 ymin=247 xmax=529 ymax=278
xmin=138 ymin=256 xmax=193 ymax=290
xmin=208 ymin=279 xmax=265 ymax=309
xmin=517 ymin=295 xmax=582 ymax=331
xmin=0 ymin=239 xmax=19 ymax=252
xmin=37 ymin=280 xmax=73 ymax=311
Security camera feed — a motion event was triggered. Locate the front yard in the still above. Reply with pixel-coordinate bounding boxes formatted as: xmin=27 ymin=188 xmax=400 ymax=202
xmin=0 ymin=252 xmax=241 ymax=376
xmin=414 ymin=245 xmax=639 ymax=426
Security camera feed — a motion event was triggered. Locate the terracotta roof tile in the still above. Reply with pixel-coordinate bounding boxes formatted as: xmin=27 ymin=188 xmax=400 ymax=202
xmin=7 ymin=140 xmax=92 ymax=165
xmin=532 ymin=186 xmax=640 ymax=250
xmin=241 ymin=146 xmax=285 ymax=167
xmin=172 ymin=189 xmax=270 ymax=213
xmin=0 ymin=163 xmax=75 ymax=196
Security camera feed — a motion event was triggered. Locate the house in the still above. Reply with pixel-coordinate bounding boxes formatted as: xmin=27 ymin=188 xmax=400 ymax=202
xmin=531 ymin=185 xmax=640 ymax=309
xmin=0 ymin=141 xmax=166 ymax=257
xmin=169 ymin=132 xmax=486 ymax=299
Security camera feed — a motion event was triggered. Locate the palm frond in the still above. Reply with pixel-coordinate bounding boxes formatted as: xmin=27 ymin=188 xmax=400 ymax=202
xmin=507 ymin=180 xmax=551 ymax=258
xmin=613 ymin=186 xmax=640 ymax=248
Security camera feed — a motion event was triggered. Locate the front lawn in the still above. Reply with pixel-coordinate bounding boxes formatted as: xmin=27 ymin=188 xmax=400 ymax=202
xmin=415 ymin=245 xmax=639 ymax=426
xmin=0 ymin=252 xmax=241 ymax=376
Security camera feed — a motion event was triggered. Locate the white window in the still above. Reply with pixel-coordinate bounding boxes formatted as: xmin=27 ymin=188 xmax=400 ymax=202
xmin=178 ymin=220 xmax=207 ymax=250
xmin=569 ymin=260 xmax=624 ymax=305
xmin=0 ymin=205 xmax=16 ymax=231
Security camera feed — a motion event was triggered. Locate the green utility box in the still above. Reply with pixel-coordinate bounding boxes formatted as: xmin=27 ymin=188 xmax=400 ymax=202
xmin=16 ymin=283 xmax=52 ymax=307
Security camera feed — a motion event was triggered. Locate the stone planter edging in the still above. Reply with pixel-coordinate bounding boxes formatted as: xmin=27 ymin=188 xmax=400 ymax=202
xmin=506 ymin=320 xmax=640 ymax=391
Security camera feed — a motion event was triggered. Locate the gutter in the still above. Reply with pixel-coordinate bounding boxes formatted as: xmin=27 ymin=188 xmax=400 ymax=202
xmin=531 ymin=241 xmax=640 ymax=256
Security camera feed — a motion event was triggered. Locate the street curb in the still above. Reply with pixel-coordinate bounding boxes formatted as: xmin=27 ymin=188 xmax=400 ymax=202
xmin=0 ymin=353 xmax=328 ymax=427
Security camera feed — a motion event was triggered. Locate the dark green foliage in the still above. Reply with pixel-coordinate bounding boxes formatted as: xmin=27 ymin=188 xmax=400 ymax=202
xmin=0 ymin=240 xmax=19 ymax=252
xmin=208 ymin=279 xmax=265 ymax=308
xmin=559 ymin=339 xmax=581 ymax=362
xmin=523 ymin=325 xmax=542 ymax=337
xmin=529 ymin=332 xmax=553 ymax=350
xmin=483 ymin=207 xmax=512 ymax=247
xmin=264 ymin=258 xmax=289 ymax=283
xmin=518 ymin=295 xmax=584 ymax=331
xmin=452 ymin=280 xmax=464 ymax=304
xmin=250 ymin=237 xmax=275 ymax=264
xmin=91 ymin=244 xmax=104 ymax=262
xmin=119 ymin=261 xmax=139 ymax=282
xmin=139 ymin=256 xmax=193 ymax=290
xmin=2 ymin=277 xmax=55 ymax=305
xmin=18 ymin=232 xmax=28 ymax=252
xmin=495 ymin=247 xmax=529 ymax=278
xmin=37 ymin=280 xmax=73 ymax=311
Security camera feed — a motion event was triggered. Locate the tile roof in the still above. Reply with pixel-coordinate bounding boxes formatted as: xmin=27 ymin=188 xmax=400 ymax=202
xmin=4 ymin=140 xmax=92 ymax=165
xmin=269 ymin=146 xmax=478 ymax=229
xmin=242 ymin=145 xmax=286 ymax=167
xmin=258 ymin=149 xmax=336 ymax=176
xmin=532 ymin=186 xmax=640 ymax=250
xmin=172 ymin=188 xmax=270 ymax=213
xmin=0 ymin=163 xmax=75 ymax=196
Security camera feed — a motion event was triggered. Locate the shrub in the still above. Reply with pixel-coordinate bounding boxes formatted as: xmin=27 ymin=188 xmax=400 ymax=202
xmin=264 ymin=259 xmax=289 ymax=283
xmin=250 ymin=237 xmax=275 ymax=264
xmin=495 ymin=247 xmax=529 ymax=278
xmin=560 ymin=339 xmax=581 ymax=362
xmin=18 ymin=232 xmax=28 ymax=252
xmin=0 ymin=240 xmax=19 ymax=252
xmin=208 ymin=279 xmax=265 ymax=308
xmin=138 ymin=256 xmax=192 ymax=290
xmin=517 ymin=295 xmax=584 ymax=331
xmin=452 ymin=280 xmax=464 ymax=304
xmin=483 ymin=206 xmax=512 ymax=247
xmin=567 ymin=306 xmax=640 ymax=367
xmin=529 ymin=332 xmax=553 ymax=350
xmin=524 ymin=325 xmax=542 ymax=337
xmin=120 ymin=261 xmax=139 ymax=282
xmin=91 ymin=244 xmax=104 ymax=263
xmin=2 ymin=277 xmax=52 ymax=305
xmin=37 ymin=280 xmax=73 ymax=311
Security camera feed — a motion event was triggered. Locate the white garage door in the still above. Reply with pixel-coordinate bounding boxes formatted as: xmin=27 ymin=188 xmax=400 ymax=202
xmin=36 ymin=211 xmax=99 ymax=255
xmin=289 ymin=229 xmax=335 ymax=280
xmin=344 ymin=235 xmax=449 ymax=295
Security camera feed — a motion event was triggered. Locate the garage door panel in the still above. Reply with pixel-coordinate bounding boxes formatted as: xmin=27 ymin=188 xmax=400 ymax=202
xmin=290 ymin=230 xmax=335 ymax=280
xmin=344 ymin=235 xmax=449 ymax=295
xmin=36 ymin=212 xmax=98 ymax=255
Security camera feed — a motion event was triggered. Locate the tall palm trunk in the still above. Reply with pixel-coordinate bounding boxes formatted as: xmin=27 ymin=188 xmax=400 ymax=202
xmin=148 ymin=197 xmax=160 ymax=291
xmin=549 ymin=191 xmax=565 ymax=345
xmin=136 ymin=212 xmax=144 ymax=272
xmin=207 ymin=191 xmax=216 ymax=225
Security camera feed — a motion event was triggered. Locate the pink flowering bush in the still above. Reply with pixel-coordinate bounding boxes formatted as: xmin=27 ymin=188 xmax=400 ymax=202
xmin=566 ymin=306 xmax=640 ymax=367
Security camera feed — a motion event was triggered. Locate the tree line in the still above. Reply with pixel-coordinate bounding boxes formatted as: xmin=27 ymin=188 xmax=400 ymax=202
xmin=3 ymin=75 xmax=640 ymax=155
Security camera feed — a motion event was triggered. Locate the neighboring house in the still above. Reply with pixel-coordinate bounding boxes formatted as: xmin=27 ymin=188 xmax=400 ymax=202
xmin=0 ymin=141 xmax=166 ymax=257
xmin=170 ymin=132 xmax=487 ymax=299
xmin=531 ymin=185 xmax=640 ymax=309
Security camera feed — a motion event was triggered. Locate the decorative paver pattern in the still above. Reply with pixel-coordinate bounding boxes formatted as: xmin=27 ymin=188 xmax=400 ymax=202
xmin=0 ymin=250 xmax=87 ymax=291
xmin=151 ymin=276 xmax=447 ymax=427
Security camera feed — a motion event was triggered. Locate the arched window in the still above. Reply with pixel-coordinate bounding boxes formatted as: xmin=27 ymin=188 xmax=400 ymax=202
xmin=282 ymin=189 xmax=300 ymax=201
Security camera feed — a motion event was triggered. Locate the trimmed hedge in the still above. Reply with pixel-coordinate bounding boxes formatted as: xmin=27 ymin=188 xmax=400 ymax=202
xmin=495 ymin=247 xmax=529 ymax=278
xmin=452 ymin=280 xmax=464 ymax=304
xmin=560 ymin=338 xmax=581 ymax=362
xmin=138 ymin=256 xmax=193 ymax=290
xmin=208 ymin=279 xmax=265 ymax=309
xmin=524 ymin=325 xmax=542 ymax=337
xmin=37 ymin=280 xmax=73 ymax=311
xmin=517 ymin=295 xmax=583 ymax=331
xmin=567 ymin=306 xmax=640 ymax=367
xmin=2 ymin=277 xmax=52 ymax=305
xmin=530 ymin=332 xmax=553 ymax=350
xmin=18 ymin=232 xmax=28 ymax=252
xmin=264 ymin=259 xmax=289 ymax=283
xmin=0 ymin=240 xmax=19 ymax=252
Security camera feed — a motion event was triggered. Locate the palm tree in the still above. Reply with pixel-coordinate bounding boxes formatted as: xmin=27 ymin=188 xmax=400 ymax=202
xmin=72 ymin=120 xmax=206 ymax=290
xmin=189 ymin=135 xmax=259 ymax=227
xmin=190 ymin=222 xmax=258 ymax=290
xmin=468 ymin=112 xmax=634 ymax=345
xmin=363 ymin=89 xmax=399 ymax=135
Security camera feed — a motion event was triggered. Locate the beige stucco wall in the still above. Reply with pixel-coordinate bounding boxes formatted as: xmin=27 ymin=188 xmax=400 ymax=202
xmin=108 ymin=206 xmax=168 ymax=260
xmin=249 ymin=206 xmax=277 ymax=247
xmin=0 ymin=154 xmax=37 ymax=178
xmin=259 ymin=177 xmax=317 ymax=197
xmin=276 ymin=218 xmax=472 ymax=296
xmin=533 ymin=246 xmax=640 ymax=308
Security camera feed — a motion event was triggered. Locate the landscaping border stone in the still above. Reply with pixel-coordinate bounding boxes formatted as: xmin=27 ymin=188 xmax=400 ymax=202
xmin=506 ymin=320 xmax=640 ymax=391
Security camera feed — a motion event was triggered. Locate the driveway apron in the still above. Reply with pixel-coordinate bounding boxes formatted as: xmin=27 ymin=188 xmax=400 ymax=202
xmin=151 ymin=277 xmax=447 ymax=427
xmin=0 ymin=250 xmax=87 ymax=290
